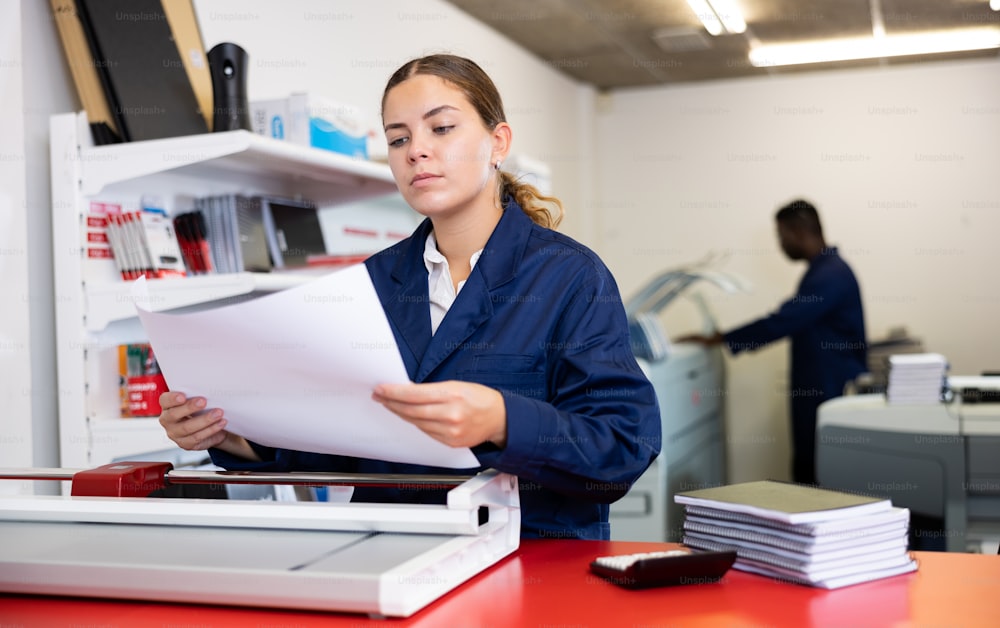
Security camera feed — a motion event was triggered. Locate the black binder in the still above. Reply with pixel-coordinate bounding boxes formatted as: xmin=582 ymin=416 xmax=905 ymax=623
xmin=50 ymin=0 xmax=123 ymax=144
xmin=261 ymin=198 xmax=326 ymax=269
xmin=75 ymin=0 xmax=208 ymax=142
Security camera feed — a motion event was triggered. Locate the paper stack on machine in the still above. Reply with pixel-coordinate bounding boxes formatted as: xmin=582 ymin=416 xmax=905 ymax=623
xmin=675 ymin=480 xmax=918 ymax=589
xmin=886 ymin=353 xmax=949 ymax=405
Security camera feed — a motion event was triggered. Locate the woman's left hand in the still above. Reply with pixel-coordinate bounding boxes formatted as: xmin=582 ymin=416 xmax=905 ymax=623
xmin=372 ymin=381 xmax=507 ymax=449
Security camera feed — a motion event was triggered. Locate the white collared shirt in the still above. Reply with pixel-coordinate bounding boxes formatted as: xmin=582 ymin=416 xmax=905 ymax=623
xmin=423 ymin=232 xmax=483 ymax=334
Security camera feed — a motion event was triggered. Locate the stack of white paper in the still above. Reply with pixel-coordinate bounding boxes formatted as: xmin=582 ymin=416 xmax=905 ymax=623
xmin=675 ymin=481 xmax=918 ymax=589
xmin=886 ymin=353 xmax=948 ymax=405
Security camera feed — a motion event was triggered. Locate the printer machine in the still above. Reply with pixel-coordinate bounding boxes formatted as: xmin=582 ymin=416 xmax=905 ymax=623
xmin=609 ymin=259 xmax=749 ymax=542
xmin=816 ymin=376 xmax=1000 ymax=552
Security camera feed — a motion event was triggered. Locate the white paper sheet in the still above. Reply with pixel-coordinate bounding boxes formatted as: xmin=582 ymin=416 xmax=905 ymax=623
xmin=132 ymin=265 xmax=479 ymax=469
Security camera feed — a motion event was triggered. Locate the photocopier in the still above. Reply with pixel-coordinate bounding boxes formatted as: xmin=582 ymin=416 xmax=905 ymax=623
xmin=816 ymin=376 xmax=1000 ymax=552
xmin=610 ymin=260 xmax=749 ymax=542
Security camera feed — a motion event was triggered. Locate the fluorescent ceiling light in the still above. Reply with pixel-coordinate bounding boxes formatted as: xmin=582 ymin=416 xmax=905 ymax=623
xmin=749 ymin=28 xmax=1000 ymax=67
xmin=686 ymin=0 xmax=746 ymax=36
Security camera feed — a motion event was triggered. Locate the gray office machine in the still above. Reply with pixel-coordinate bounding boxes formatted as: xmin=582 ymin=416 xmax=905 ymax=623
xmin=611 ymin=261 xmax=749 ymax=541
xmin=816 ymin=380 xmax=1000 ymax=552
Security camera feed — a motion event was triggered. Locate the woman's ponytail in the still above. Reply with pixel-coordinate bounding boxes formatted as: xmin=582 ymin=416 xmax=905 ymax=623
xmin=499 ymin=171 xmax=564 ymax=230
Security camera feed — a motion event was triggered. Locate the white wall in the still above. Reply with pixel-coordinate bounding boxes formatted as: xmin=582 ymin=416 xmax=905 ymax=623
xmin=594 ymin=58 xmax=1000 ymax=482
xmin=2 ymin=0 xmax=77 ymax=490
xmin=191 ymin=0 xmax=595 ymax=239
xmin=0 ymin=0 xmax=33 ymax=484
xmin=25 ymin=0 xmax=78 ymax=477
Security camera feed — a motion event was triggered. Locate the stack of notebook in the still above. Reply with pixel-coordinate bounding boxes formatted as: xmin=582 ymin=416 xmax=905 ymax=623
xmin=675 ymin=480 xmax=918 ymax=589
xmin=886 ymin=353 xmax=949 ymax=405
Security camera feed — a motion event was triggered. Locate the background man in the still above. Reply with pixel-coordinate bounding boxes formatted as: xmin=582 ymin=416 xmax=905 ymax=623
xmin=680 ymin=199 xmax=867 ymax=484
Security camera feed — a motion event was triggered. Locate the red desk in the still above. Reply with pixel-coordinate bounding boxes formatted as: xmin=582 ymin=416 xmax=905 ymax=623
xmin=2 ymin=540 xmax=998 ymax=627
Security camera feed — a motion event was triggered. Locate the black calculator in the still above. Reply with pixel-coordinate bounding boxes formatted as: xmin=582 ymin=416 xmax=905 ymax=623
xmin=590 ymin=548 xmax=737 ymax=589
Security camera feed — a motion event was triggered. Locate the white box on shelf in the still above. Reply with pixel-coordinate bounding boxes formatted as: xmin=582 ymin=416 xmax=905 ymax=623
xmin=250 ymin=93 xmax=381 ymax=161
xmin=249 ymin=93 xmax=309 ymax=145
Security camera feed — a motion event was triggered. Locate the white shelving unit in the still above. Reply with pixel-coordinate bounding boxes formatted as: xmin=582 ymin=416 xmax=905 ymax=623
xmin=50 ymin=112 xmax=399 ymax=469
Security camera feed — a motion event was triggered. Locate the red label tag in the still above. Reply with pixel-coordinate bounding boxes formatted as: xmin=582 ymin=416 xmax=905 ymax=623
xmin=126 ymin=374 xmax=168 ymax=416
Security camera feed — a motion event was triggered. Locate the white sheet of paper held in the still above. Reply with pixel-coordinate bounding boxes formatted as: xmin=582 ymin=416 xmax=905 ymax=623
xmin=132 ymin=265 xmax=479 ymax=469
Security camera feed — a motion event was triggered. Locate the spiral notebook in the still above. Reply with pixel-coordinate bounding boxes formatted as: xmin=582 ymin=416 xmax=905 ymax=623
xmin=674 ymin=480 xmax=892 ymax=524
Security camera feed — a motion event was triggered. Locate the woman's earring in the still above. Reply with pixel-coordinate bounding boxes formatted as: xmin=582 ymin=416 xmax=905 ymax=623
xmin=495 ymin=159 xmax=502 ymax=171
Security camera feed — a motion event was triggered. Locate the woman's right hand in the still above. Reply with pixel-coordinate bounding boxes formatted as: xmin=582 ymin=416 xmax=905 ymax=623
xmin=157 ymin=392 xmax=259 ymax=460
xmin=158 ymin=391 xmax=228 ymax=450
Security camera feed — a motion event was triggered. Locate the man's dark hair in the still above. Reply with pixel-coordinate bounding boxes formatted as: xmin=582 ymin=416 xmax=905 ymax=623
xmin=775 ymin=199 xmax=823 ymax=238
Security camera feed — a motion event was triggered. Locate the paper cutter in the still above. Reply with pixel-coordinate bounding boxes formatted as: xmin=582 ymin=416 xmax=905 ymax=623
xmin=0 ymin=462 xmax=520 ymax=618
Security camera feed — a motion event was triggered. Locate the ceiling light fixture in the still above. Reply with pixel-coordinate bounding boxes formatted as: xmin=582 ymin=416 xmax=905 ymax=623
xmin=992 ymin=0 xmax=1000 ymax=12
xmin=685 ymin=0 xmax=746 ymax=36
xmin=748 ymin=28 xmax=1000 ymax=67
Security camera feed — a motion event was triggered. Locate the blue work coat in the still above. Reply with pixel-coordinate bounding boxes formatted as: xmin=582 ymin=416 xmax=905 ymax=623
xmin=723 ymin=247 xmax=866 ymax=481
xmin=724 ymin=247 xmax=867 ymax=405
xmin=211 ymin=200 xmax=661 ymax=539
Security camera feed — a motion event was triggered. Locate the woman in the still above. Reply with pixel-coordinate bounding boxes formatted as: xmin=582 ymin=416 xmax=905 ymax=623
xmin=159 ymin=54 xmax=660 ymax=540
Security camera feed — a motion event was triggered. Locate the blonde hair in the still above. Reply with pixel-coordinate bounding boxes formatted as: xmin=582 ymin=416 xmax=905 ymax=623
xmin=383 ymin=54 xmax=564 ymax=229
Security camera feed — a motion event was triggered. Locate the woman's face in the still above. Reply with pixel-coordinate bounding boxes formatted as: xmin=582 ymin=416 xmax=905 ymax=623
xmin=382 ymin=74 xmax=502 ymax=220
